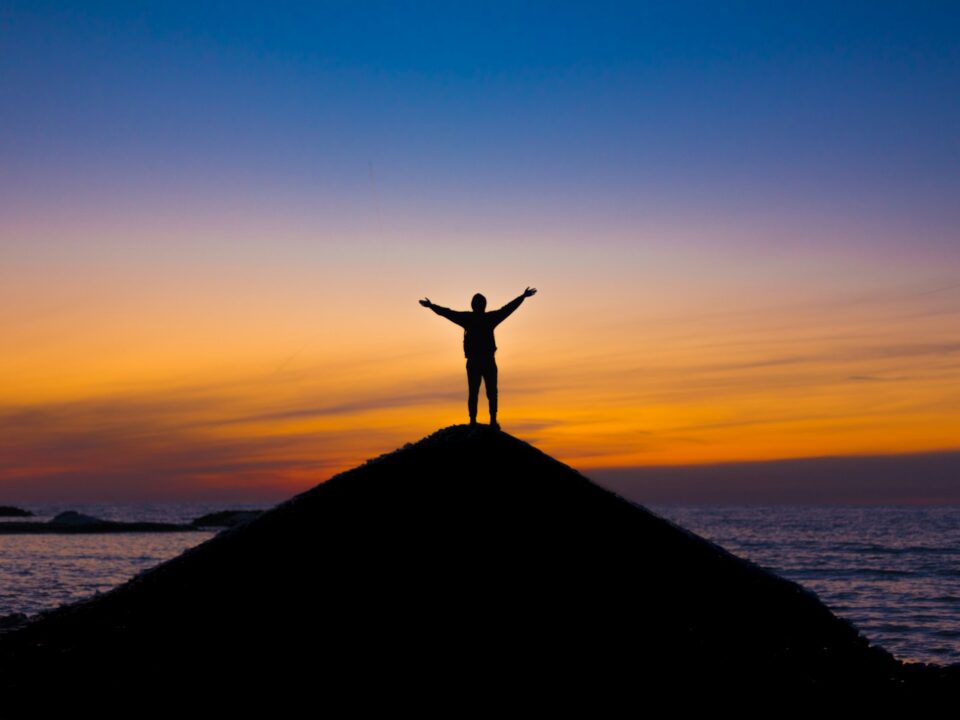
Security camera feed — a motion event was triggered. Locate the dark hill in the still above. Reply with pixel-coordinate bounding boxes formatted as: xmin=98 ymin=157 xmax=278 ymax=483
xmin=0 ymin=425 xmax=955 ymax=700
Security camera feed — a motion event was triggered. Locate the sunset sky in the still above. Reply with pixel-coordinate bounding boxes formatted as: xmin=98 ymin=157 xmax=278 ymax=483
xmin=2 ymin=2 xmax=959 ymax=503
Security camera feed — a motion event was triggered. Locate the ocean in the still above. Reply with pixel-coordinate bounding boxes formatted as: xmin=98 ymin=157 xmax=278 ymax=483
xmin=2 ymin=502 xmax=958 ymax=667
xmin=648 ymin=504 xmax=960 ymax=667
xmin=0 ymin=503 xmax=260 ymax=617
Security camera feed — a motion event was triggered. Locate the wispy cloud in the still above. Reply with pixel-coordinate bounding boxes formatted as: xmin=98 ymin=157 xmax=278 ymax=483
xmin=0 ymin=377 xmax=461 ymax=501
xmin=211 ymin=389 xmax=466 ymax=425
xmin=590 ymin=449 xmax=960 ymax=505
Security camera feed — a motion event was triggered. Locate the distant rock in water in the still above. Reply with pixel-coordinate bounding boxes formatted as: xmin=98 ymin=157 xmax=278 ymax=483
xmin=0 ymin=424 xmax=956 ymax=702
xmin=49 ymin=510 xmax=103 ymax=526
xmin=0 ymin=511 xmax=202 ymax=534
xmin=0 ymin=506 xmax=33 ymax=517
xmin=190 ymin=510 xmax=263 ymax=528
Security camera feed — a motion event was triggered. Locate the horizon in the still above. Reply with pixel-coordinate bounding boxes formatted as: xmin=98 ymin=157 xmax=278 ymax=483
xmin=3 ymin=426 xmax=959 ymax=506
xmin=3 ymin=2 xmax=959 ymax=504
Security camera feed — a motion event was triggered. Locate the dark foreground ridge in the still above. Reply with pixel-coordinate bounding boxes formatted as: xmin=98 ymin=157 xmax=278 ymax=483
xmin=0 ymin=425 xmax=956 ymax=700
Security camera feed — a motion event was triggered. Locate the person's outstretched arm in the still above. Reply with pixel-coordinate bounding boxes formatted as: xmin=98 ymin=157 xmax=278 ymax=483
xmin=490 ymin=286 xmax=537 ymax=326
xmin=420 ymin=297 xmax=468 ymax=327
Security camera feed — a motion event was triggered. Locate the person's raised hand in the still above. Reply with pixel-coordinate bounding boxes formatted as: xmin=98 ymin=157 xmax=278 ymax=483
xmin=419 ymin=298 xmax=431 ymax=307
xmin=524 ymin=287 xmax=537 ymax=298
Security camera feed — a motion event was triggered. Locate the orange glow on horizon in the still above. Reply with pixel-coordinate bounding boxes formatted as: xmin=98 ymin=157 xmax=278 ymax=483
xmin=3 ymin=223 xmax=960 ymax=501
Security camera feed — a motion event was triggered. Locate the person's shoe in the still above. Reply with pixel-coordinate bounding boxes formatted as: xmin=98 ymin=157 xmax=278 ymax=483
xmin=490 ymin=420 xmax=501 ymax=431
xmin=469 ymin=418 xmax=478 ymax=427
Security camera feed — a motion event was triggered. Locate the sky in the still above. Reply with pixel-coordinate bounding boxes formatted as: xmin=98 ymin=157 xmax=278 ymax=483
xmin=2 ymin=1 xmax=959 ymax=503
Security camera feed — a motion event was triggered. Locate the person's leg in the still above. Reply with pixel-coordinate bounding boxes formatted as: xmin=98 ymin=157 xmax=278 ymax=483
xmin=466 ymin=358 xmax=481 ymax=425
xmin=484 ymin=356 xmax=498 ymax=427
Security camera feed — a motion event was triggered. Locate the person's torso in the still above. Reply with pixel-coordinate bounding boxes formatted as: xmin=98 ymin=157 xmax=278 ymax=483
xmin=461 ymin=314 xmax=496 ymax=358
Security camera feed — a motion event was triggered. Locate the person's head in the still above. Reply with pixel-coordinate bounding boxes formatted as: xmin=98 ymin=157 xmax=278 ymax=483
xmin=471 ymin=293 xmax=486 ymax=313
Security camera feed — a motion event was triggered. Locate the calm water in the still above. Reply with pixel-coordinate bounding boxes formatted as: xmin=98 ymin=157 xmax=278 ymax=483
xmin=2 ymin=502 xmax=959 ymax=667
xmin=0 ymin=503 xmax=265 ymax=617
xmin=648 ymin=504 xmax=960 ymax=667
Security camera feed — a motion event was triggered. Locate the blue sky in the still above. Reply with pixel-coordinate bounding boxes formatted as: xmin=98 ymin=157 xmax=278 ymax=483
xmin=2 ymin=2 xmax=959 ymax=502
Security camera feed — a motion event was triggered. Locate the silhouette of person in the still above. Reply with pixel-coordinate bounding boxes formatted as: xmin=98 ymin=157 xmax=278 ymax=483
xmin=420 ymin=287 xmax=537 ymax=430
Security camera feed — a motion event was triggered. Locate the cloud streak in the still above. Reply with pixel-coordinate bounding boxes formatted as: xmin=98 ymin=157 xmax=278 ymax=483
xmin=0 ymin=377 xmax=468 ymax=502
xmin=590 ymin=450 xmax=960 ymax=505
